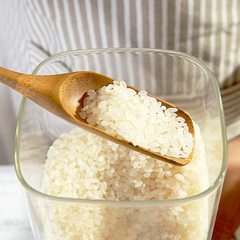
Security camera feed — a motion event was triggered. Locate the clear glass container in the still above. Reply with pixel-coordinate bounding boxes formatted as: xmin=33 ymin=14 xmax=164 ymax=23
xmin=15 ymin=48 xmax=228 ymax=240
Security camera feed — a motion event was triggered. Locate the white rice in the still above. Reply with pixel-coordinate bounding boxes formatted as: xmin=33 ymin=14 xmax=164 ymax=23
xmin=38 ymin=81 xmax=211 ymax=239
xmin=40 ymin=124 xmax=209 ymax=239
xmin=79 ymin=81 xmax=194 ymax=159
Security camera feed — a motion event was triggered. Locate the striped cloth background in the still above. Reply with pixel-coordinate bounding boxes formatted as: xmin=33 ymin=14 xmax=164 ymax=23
xmin=0 ymin=0 xmax=240 ymax=163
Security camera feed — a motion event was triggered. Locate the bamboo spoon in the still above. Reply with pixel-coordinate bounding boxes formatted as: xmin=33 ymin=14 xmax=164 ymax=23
xmin=0 ymin=66 xmax=194 ymax=166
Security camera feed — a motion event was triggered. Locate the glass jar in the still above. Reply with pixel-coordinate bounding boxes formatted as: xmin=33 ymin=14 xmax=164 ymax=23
xmin=15 ymin=48 xmax=228 ymax=240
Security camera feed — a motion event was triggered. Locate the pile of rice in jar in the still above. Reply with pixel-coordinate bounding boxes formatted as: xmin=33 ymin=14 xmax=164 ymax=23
xmin=41 ymin=81 xmax=209 ymax=240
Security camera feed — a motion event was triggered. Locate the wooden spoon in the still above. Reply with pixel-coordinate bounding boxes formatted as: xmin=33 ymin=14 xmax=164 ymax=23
xmin=0 ymin=66 xmax=194 ymax=166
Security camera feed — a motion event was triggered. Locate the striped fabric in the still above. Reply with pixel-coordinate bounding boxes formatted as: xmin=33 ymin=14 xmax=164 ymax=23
xmin=0 ymin=0 xmax=240 ymax=156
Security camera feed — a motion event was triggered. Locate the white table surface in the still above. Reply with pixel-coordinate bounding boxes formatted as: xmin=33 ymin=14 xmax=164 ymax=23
xmin=0 ymin=165 xmax=34 ymax=240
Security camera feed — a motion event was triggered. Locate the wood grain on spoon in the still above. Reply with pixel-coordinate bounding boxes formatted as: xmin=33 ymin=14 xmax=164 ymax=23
xmin=0 ymin=66 xmax=194 ymax=166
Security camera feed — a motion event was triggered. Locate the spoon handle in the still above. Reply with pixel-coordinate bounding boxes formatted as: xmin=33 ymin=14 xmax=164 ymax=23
xmin=0 ymin=66 xmax=61 ymax=98
xmin=0 ymin=66 xmax=76 ymax=123
xmin=0 ymin=66 xmax=81 ymax=115
xmin=0 ymin=66 xmax=23 ymax=89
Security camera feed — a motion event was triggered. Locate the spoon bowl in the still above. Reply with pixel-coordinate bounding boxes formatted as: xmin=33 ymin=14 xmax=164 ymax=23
xmin=0 ymin=66 xmax=194 ymax=165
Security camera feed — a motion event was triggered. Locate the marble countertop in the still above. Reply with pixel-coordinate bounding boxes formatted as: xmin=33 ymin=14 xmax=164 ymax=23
xmin=0 ymin=165 xmax=34 ymax=240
